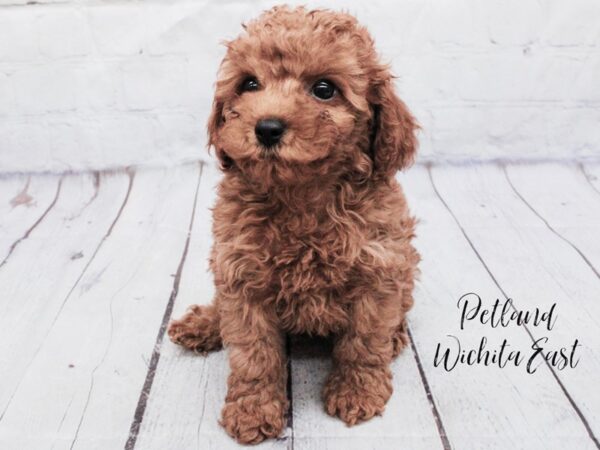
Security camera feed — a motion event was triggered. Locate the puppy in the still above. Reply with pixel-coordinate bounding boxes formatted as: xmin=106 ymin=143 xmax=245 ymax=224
xmin=168 ymin=6 xmax=420 ymax=444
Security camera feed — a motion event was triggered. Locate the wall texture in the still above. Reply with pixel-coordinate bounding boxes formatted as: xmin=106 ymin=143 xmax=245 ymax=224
xmin=0 ymin=0 xmax=599 ymax=173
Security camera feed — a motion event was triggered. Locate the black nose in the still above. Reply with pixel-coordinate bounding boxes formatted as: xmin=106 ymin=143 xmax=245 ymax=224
xmin=255 ymin=118 xmax=286 ymax=148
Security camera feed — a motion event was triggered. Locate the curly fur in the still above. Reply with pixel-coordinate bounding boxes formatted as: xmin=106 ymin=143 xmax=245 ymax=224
xmin=168 ymin=6 xmax=420 ymax=444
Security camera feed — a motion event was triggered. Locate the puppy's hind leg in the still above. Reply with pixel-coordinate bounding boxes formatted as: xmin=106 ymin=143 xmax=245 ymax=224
xmin=392 ymin=272 xmax=417 ymax=357
xmin=168 ymin=304 xmax=222 ymax=354
xmin=391 ymin=319 xmax=410 ymax=358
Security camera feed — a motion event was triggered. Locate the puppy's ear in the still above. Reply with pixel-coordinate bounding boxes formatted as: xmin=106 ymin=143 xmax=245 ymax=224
xmin=207 ymin=99 xmax=233 ymax=170
xmin=368 ymin=74 xmax=418 ymax=179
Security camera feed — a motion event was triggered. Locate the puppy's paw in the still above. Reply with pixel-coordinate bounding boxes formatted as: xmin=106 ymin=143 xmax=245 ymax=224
xmin=168 ymin=305 xmax=222 ymax=354
xmin=323 ymin=367 xmax=392 ymax=426
xmin=220 ymin=394 xmax=287 ymax=444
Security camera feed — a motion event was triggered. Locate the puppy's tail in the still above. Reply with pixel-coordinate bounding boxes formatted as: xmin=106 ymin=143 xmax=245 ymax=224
xmin=168 ymin=304 xmax=222 ymax=354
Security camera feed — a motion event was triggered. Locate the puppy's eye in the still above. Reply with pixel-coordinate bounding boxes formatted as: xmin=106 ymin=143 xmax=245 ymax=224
xmin=312 ymin=79 xmax=336 ymax=100
xmin=240 ymin=77 xmax=259 ymax=92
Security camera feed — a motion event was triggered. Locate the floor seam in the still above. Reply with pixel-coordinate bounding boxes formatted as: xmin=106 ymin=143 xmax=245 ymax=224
xmin=579 ymin=163 xmax=600 ymax=197
xmin=51 ymin=170 xmax=136 ymax=328
xmin=407 ymin=324 xmax=452 ymax=450
xmin=0 ymin=176 xmax=63 ymax=269
xmin=503 ymin=165 xmax=600 ymax=280
xmin=124 ymin=162 xmax=203 ymax=450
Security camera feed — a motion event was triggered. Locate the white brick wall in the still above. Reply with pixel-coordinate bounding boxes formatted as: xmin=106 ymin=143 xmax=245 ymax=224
xmin=0 ymin=0 xmax=599 ymax=173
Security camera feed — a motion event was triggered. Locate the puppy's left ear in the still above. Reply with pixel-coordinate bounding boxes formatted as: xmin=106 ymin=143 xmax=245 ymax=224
xmin=368 ymin=73 xmax=419 ymax=179
xmin=207 ymin=98 xmax=233 ymax=170
xmin=207 ymin=97 xmax=221 ymax=148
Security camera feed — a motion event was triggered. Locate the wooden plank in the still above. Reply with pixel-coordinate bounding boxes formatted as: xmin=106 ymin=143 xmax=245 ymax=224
xmin=0 ymin=165 xmax=200 ymax=450
xmin=505 ymin=163 xmax=600 ymax=277
xmin=0 ymin=171 xmax=130 ymax=418
xmin=133 ymin=165 xmax=289 ymax=450
xmin=428 ymin=164 xmax=600 ymax=447
xmin=0 ymin=174 xmax=61 ymax=266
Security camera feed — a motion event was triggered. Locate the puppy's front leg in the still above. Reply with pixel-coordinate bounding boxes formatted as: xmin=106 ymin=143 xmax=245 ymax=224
xmin=323 ymin=294 xmax=397 ymax=425
xmin=219 ymin=300 xmax=288 ymax=444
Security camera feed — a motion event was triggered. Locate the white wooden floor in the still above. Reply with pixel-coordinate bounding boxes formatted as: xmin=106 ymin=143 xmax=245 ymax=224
xmin=0 ymin=162 xmax=599 ymax=450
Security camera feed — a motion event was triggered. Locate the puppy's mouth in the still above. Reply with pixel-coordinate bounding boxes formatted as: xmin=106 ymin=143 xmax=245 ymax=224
xmin=258 ymin=145 xmax=281 ymax=160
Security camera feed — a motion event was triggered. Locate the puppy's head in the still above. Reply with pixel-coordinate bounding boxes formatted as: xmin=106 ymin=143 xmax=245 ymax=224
xmin=208 ymin=6 xmax=418 ymax=187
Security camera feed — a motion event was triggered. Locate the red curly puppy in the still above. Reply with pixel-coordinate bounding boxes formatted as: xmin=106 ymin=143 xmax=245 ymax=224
xmin=168 ymin=6 xmax=419 ymax=444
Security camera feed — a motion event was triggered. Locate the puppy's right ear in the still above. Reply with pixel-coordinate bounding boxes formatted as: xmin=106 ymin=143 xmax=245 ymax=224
xmin=367 ymin=69 xmax=418 ymax=180
xmin=207 ymin=98 xmax=233 ymax=170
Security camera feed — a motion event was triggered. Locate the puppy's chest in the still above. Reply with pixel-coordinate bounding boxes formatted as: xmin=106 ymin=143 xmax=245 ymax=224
xmin=269 ymin=209 xmax=357 ymax=286
xmin=268 ymin=220 xmax=356 ymax=294
xmin=269 ymin=228 xmax=357 ymax=335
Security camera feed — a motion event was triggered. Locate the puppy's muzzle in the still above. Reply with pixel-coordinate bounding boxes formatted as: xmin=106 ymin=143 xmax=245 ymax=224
xmin=255 ymin=118 xmax=286 ymax=148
